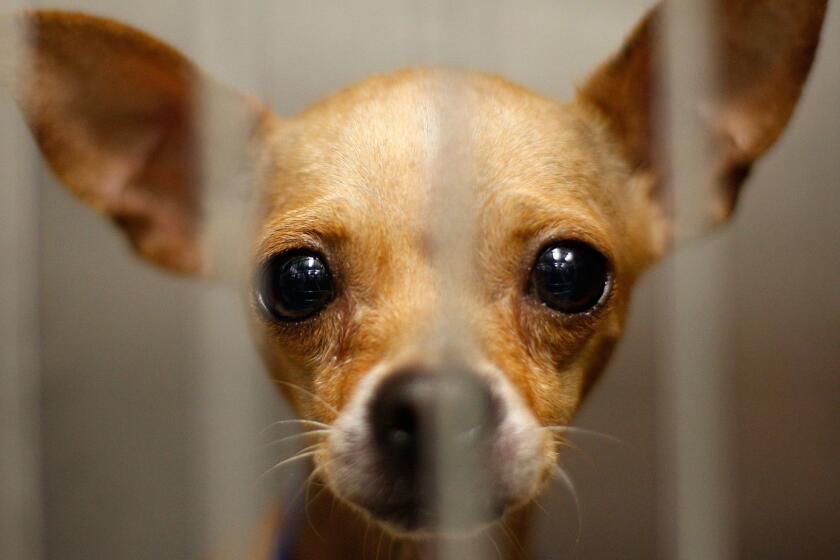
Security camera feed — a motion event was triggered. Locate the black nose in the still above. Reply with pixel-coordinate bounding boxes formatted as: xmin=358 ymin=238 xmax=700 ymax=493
xmin=370 ymin=370 xmax=499 ymax=477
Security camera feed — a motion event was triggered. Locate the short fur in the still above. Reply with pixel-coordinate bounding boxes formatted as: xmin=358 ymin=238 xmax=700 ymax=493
xmin=1 ymin=2 xmax=827 ymax=558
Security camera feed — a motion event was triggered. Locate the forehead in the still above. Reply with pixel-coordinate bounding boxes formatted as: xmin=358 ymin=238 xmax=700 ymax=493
xmin=256 ymin=68 xmax=626 ymax=261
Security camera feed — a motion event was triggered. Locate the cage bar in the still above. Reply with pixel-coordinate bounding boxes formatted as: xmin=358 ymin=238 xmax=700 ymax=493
xmin=191 ymin=3 xmax=268 ymax=557
xmin=659 ymin=1 xmax=736 ymax=559
xmin=0 ymin=3 xmax=44 ymax=559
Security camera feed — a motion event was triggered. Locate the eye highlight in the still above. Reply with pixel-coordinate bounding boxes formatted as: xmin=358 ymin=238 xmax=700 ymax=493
xmin=530 ymin=241 xmax=611 ymax=314
xmin=256 ymin=250 xmax=335 ymax=322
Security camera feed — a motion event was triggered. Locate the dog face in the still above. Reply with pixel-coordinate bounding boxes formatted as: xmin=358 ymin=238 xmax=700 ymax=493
xmin=3 ymin=1 xmax=826 ymax=535
xmin=250 ymin=70 xmax=658 ymax=530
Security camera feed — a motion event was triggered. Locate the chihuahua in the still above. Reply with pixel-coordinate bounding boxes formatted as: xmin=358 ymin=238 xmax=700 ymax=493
xmin=1 ymin=1 xmax=828 ymax=558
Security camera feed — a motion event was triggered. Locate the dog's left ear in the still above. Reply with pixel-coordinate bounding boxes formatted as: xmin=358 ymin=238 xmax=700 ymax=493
xmin=580 ymin=0 xmax=828 ymax=241
xmin=1 ymin=11 xmax=270 ymax=275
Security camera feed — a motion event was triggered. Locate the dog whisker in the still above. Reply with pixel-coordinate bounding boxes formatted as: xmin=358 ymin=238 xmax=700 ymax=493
xmin=304 ymin=464 xmax=327 ymax=542
xmin=308 ymin=476 xmax=331 ymax=512
xmin=259 ymin=418 xmax=332 ymax=438
xmin=273 ymin=380 xmax=340 ymax=415
xmin=260 ymin=449 xmax=321 ymax=480
xmin=487 ymin=531 xmax=503 ymax=560
xmin=289 ymin=443 xmax=323 ymax=457
xmin=259 ymin=429 xmax=332 ymax=449
xmin=499 ymin=519 xmax=526 ymax=558
xmin=538 ymin=425 xmax=625 ymax=447
xmin=546 ymin=435 xmax=599 ymax=469
xmin=551 ymin=464 xmax=582 ymax=546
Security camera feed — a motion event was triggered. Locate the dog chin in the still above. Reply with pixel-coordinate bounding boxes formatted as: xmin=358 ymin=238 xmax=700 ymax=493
xmin=330 ymin=479 xmax=533 ymax=540
xmin=365 ymin=504 xmax=508 ymax=540
xmin=322 ymin=443 xmax=556 ymax=540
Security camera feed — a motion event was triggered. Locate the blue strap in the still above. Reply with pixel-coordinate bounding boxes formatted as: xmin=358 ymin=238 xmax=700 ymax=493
xmin=272 ymin=470 xmax=308 ymax=560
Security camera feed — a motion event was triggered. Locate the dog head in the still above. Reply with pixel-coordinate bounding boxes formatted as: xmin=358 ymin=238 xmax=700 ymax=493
xmin=3 ymin=1 xmax=826 ymax=535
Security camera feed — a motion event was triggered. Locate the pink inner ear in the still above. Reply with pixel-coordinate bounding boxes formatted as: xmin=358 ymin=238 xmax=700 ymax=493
xmin=718 ymin=108 xmax=761 ymax=158
xmin=96 ymin=128 xmax=165 ymax=210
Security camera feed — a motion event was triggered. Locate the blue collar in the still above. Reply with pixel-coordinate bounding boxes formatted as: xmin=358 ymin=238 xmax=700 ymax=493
xmin=271 ymin=470 xmax=308 ymax=560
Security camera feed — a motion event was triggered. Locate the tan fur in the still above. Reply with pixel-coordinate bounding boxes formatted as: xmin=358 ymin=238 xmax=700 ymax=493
xmin=2 ymin=2 xmax=827 ymax=558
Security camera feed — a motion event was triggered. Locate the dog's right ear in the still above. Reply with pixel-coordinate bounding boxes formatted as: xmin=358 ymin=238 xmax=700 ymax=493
xmin=1 ymin=11 xmax=270 ymax=275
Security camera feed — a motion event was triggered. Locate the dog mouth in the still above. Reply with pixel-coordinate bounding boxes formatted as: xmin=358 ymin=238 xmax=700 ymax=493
xmin=322 ymin=364 xmax=551 ymax=535
xmin=366 ymin=499 xmax=436 ymax=533
xmin=353 ymin=482 xmax=509 ymax=534
xmin=322 ymin=433 xmax=541 ymax=536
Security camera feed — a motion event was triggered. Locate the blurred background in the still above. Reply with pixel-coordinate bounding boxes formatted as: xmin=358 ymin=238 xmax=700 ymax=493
xmin=1 ymin=1 xmax=838 ymax=559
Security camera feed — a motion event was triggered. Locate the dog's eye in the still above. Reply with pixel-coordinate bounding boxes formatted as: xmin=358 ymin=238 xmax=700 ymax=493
xmin=530 ymin=241 xmax=610 ymax=314
xmin=256 ymin=251 xmax=335 ymax=321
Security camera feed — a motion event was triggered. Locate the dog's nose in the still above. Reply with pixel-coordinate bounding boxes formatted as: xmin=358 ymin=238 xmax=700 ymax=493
xmin=370 ymin=370 xmax=499 ymax=476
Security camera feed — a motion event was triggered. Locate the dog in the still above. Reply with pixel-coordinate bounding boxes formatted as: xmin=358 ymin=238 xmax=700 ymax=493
xmin=1 ymin=1 xmax=828 ymax=558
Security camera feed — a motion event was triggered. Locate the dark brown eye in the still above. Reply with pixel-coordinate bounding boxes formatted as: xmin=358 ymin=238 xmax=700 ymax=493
xmin=530 ymin=241 xmax=610 ymax=314
xmin=256 ymin=251 xmax=335 ymax=321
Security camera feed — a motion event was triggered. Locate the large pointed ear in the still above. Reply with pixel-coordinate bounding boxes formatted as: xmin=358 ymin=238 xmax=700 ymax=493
xmin=579 ymin=0 xmax=828 ymax=239
xmin=0 ymin=11 xmax=271 ymax=275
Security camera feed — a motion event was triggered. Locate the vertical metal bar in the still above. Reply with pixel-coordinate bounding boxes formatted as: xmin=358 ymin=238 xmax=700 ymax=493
xmin=659 ymin=1 xmax=735 ymax=559
xmin=191 ymin=3 xmax=265 ymax=557
xmin=418 ymin=2 xmax=500 ymax=558
xmin=413 ymin=2 xmax=503 ymax=557
xmin=428 ymin=76 xmax=493 ymax=560
xmin=0 ymin=4 xmax=44 ymax=559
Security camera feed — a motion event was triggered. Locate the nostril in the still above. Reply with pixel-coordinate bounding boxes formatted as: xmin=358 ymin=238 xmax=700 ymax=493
xmin=370 ymin=373 xmax=427 ymax=470
xmin=381 ymin=399 xmax=417 ymax=453
xmin=369 ymin=369 xmax=501 ymax=470
xmin=365 ymin=369 xmax=506 ymax=526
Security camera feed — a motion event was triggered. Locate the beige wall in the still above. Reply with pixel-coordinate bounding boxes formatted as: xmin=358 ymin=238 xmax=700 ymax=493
xmin=1 ymin=1 xmax=837 ymax=558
